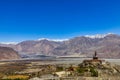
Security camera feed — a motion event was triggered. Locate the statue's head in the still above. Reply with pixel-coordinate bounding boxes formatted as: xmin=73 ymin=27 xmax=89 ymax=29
xmin=95 ymin=51 xmax=97 ymax=56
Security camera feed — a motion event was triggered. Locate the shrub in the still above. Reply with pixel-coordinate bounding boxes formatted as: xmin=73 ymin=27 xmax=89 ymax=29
xmin=77 ymin=68 xmax=85 ymax=73
xmin=56 ymin=66 xmax=64 ymax=71
xmin=90 ymin=68 xmax=98 ymax=77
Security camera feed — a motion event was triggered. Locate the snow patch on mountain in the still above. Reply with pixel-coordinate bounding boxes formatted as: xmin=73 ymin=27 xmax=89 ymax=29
xmin=38 ymin=38 xmax=69 ymax=42
xmin=0 ymin=42 xmax=18 ymax=45
xmin=85 ymin=33 xmax=114 ymax=39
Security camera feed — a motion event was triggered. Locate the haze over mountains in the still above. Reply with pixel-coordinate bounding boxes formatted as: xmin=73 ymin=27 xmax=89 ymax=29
xmin=1 ymin=33 xmax=120 ymax=59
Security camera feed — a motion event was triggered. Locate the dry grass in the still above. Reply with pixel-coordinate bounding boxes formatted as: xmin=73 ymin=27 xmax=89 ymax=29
xmin=3 ymin=75 xmax=29 ymax=80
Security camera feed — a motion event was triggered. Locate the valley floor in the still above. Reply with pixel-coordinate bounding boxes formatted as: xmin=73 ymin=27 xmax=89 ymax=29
xmin=0 ymin=58 xmax=120 ymax=80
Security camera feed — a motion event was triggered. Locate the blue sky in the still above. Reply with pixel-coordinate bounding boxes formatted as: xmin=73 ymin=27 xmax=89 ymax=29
xmin=0 ymin=0 xmax=120 ymax=42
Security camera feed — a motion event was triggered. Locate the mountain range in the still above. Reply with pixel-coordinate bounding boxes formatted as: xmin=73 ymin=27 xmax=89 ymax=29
xmin=1 ymin=33 xmax=120 ymax=59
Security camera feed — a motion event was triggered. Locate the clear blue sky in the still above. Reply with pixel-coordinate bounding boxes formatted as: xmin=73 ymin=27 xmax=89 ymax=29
xmin=0 ymin=0 xmax=120 ymax=42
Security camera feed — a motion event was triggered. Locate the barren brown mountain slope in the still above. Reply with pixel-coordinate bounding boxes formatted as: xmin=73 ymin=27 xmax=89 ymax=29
xmin=0 ymin=47 xmax=20 ymax=60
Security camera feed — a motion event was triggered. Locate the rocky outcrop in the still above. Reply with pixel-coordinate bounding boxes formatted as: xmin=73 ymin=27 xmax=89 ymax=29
xmin=0 ymin=47 xmax=20 ymax=60
xmin=77 ymin=60 xmax=120 ymax=78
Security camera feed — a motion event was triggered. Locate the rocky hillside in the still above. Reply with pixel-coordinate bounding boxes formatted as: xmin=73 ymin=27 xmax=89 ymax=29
xmin=0 ymin=47 xmax=20 ymax=60
xmin=1 ymin=34 xmax=120 ymax=58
